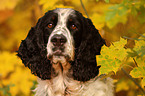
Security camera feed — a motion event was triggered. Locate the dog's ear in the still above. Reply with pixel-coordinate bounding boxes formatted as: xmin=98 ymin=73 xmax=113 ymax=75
xmin=84 ymin=18 xmax=106 ymax=55
xmin=72 ymin=14 xmax=105 ymax=82
xmin=17 ymin=17 xmax=52 ymax=80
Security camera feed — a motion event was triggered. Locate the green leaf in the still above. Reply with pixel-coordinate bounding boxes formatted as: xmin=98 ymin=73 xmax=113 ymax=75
xmin=0 ymin=84 xmax=14 ymax=96
xmin=117 ymin=6 xmax=128 ymax=16
xmin=131 ymin=6 xmax=138 ymax=16
xmin=108 ymin=5 xmax=118 ymax=10
xmin=127 ymin=51 xmax=139 ymax=58
xmin=137 ymin=46 xmax=145 ymax=57
xmin=130 ymin=57 xmax=145 ymax=87
xmin=104 ymin=0 xmax=109 ymax=3
xmin=127 ymin=33 xmax=145 ymax=57
xmin=130 ymin=63 xmax=145 ymax=78
xmin=97 ymin=38 xmax=131 ymax=74
xmin=105 ymin=11 xmax=117 ymax=21
xmin=31 ymin=80 xmax=38 ymax=90
xmin=130 ymin=67 xmax=142 ymax=77
xmin=106 ymin=14 xmax=127 ymax=28
xmin=138 ymin=6 xmax=145 ymax=24
xmin=105 ymin=5 xmax=119 ymax=21
xmin=105 ymin=4 xmax=128 ymax=28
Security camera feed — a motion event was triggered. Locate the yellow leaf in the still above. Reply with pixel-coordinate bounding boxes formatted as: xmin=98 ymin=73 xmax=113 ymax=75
xmin=97 ymin=38 xmax=132 ymax=74
xmin=0 ymin=51 xmax=36 ymax=95
xmin=106 ymin=14 xmax=127 ymax=29
xmin=91 ymin=13 xmax=105 ymax=30
xmin=8 ymin=66 xmax=36 ymax=95
xmin=0 ymin=51 xmax=18 ymax=77
xmin=0 ymin=0 xmax=19 ymax=10
xmin=141 ymin=78 xmax=145 ymax=88
xmin=116 ymin=79 xmax=129 ymax=92
xmin=39 ymin=0 xmax=58 ymax=11
xmin=53 ymin=4 xmax=74 ymax=9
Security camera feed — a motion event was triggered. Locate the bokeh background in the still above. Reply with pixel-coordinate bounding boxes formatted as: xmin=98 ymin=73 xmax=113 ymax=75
xmin=0 ymin=0 xmax=145 ymax=96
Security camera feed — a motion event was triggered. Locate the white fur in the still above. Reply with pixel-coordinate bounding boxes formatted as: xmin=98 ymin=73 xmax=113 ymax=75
xmin=34 ymin=75 xmax=114 ymax=96
xmin=47 ymin=8 xmax=75 ymax=62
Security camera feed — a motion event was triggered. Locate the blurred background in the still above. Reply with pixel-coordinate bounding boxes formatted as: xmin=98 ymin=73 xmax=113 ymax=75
xmin=0 ymin=0 xmax=145 ymax=96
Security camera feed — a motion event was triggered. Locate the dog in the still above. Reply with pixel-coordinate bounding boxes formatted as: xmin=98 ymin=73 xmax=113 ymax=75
xmin=17 ymin=8 xmax=114 ymax=96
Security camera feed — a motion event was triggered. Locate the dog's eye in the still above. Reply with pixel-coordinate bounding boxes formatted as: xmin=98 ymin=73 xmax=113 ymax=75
xmin=71 ymin=24 xmax=77 ymax=30
xmin=48 ymin=23 xmax=53 ymax=28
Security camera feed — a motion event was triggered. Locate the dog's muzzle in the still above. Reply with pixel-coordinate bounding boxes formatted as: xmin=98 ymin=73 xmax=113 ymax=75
xmin=51 ymin=34 xmax=67 ymax=56
xmin=47 ymin=27 xmax=74 ymax=63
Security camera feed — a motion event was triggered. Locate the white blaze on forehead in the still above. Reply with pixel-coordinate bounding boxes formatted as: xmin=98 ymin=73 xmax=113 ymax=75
xmin=54 ymin=8 xmax=75 ymax=60
xmin=47 ymin=8 xmax=75 ymax=61
xmin=54 ymin=8 xmax=75 ymax=25
xmin=53 ymin=8 xmax=75 ymax=35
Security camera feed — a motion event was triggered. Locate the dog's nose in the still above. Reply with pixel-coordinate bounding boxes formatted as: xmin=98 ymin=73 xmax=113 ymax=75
xmin=51 ymin=34 xmax=67 ymax=46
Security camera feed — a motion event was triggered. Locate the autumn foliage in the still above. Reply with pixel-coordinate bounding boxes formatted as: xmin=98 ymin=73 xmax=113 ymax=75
xmin=0 ymin=0 xmax=145 ymax=96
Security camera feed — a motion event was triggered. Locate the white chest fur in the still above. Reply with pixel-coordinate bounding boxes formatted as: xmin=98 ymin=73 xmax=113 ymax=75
xmin=34 ymin=74 xmax=114 ymax=96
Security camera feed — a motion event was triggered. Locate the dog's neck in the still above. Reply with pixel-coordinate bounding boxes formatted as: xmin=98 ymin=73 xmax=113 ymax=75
xmin=51 ymin=67 xmax=82 ymax=95
xmin=34 ymin=61 xmax=114 ymax=96
xmin=34 ymin=62 xmax=83 ymax=96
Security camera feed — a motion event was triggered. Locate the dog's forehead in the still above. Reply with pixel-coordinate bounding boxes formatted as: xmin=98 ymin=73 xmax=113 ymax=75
xmin=54 ymin=8 xmax=75 ymax=19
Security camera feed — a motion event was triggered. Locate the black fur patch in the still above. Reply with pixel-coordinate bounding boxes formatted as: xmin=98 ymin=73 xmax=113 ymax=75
xmin=71 ymin=11 xmax=105 ymax=81
xmin=17 ymin=9 xmax=105 ymax=81
xmin=17 ymin=10 xmax=57 ymax=80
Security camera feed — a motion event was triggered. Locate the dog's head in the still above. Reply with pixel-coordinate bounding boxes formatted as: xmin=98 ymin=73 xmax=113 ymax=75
xmin=17 ymin=8 xmax=105 ymax=81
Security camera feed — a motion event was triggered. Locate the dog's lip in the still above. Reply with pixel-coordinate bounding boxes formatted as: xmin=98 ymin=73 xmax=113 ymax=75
xmin=47 ymin=49 xmax=64 ymax=60
xmin=47 ymin=52 xmax=72 ymax=62
xmin=53 ymin=50 xmax=64 ymax=56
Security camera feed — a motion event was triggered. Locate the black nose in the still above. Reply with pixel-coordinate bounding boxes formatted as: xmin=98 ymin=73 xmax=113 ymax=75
xmin=51 ymin=34 xmax=67 ymax=46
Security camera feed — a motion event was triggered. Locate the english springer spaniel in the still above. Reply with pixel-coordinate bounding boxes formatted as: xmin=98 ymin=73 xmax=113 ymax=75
xmin=17 ymin=8 xmax=114 ymax=96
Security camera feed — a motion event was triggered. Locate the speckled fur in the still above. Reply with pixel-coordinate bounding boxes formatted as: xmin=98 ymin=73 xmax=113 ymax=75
xmin=17 ymin=8 xmax=114 ymax=96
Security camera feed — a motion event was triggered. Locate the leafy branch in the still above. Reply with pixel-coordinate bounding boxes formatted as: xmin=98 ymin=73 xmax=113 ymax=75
xmin=80 ymin=1 xmax=145 ymax=94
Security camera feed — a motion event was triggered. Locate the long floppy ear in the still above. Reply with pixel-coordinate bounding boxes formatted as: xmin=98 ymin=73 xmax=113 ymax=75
xmin=72 ymin=15 xmax=105 ymax=82
xmin=17 ymin=17 xmax=52 ymax=80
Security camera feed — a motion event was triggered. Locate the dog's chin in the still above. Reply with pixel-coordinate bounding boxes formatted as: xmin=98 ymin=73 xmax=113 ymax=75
xmin=53 ymin=50 xmax=64 ymax=57
xmin=47 ymin=51 xmax=71 ymax=64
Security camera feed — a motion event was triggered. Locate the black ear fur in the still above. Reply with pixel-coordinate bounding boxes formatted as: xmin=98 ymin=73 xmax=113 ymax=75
xmin=17 ymin=18 xmax=52 ymax=80
xmin=72 ymin=14 xmax=105 ymax=82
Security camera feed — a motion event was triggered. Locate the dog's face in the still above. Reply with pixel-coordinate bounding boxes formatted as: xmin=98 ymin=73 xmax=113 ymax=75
xmin=46 ymin=9 xmax=80 ymax=64
xmin=17 ymin=8 xmax=105 ymax=81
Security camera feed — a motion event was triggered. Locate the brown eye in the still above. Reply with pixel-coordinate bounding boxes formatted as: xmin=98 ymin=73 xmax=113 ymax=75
xmin=48 ymin=23 xmax=53 ymax=28
xmin=71 ymin=24 xmax=77 ymax=30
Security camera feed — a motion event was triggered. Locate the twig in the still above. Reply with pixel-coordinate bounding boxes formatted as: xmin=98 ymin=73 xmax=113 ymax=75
xmin=133 ymin=58 xmax=138 ymax=67
xmin=121 ymin=68 xmax=145 ymax=94
xmin=80 ymin=0 xmax=90 ymax=18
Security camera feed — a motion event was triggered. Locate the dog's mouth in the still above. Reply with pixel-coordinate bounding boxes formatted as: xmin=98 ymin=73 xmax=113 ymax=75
xmin=47 ymin=47 xmax=71 ymax=61
xmin=52 ymin=46 xmax=64 ymax=56
xmin=53 ymin=49 xmax=63 ymax=56
xmin=47 ymin=52 xmax=72 ymax=65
